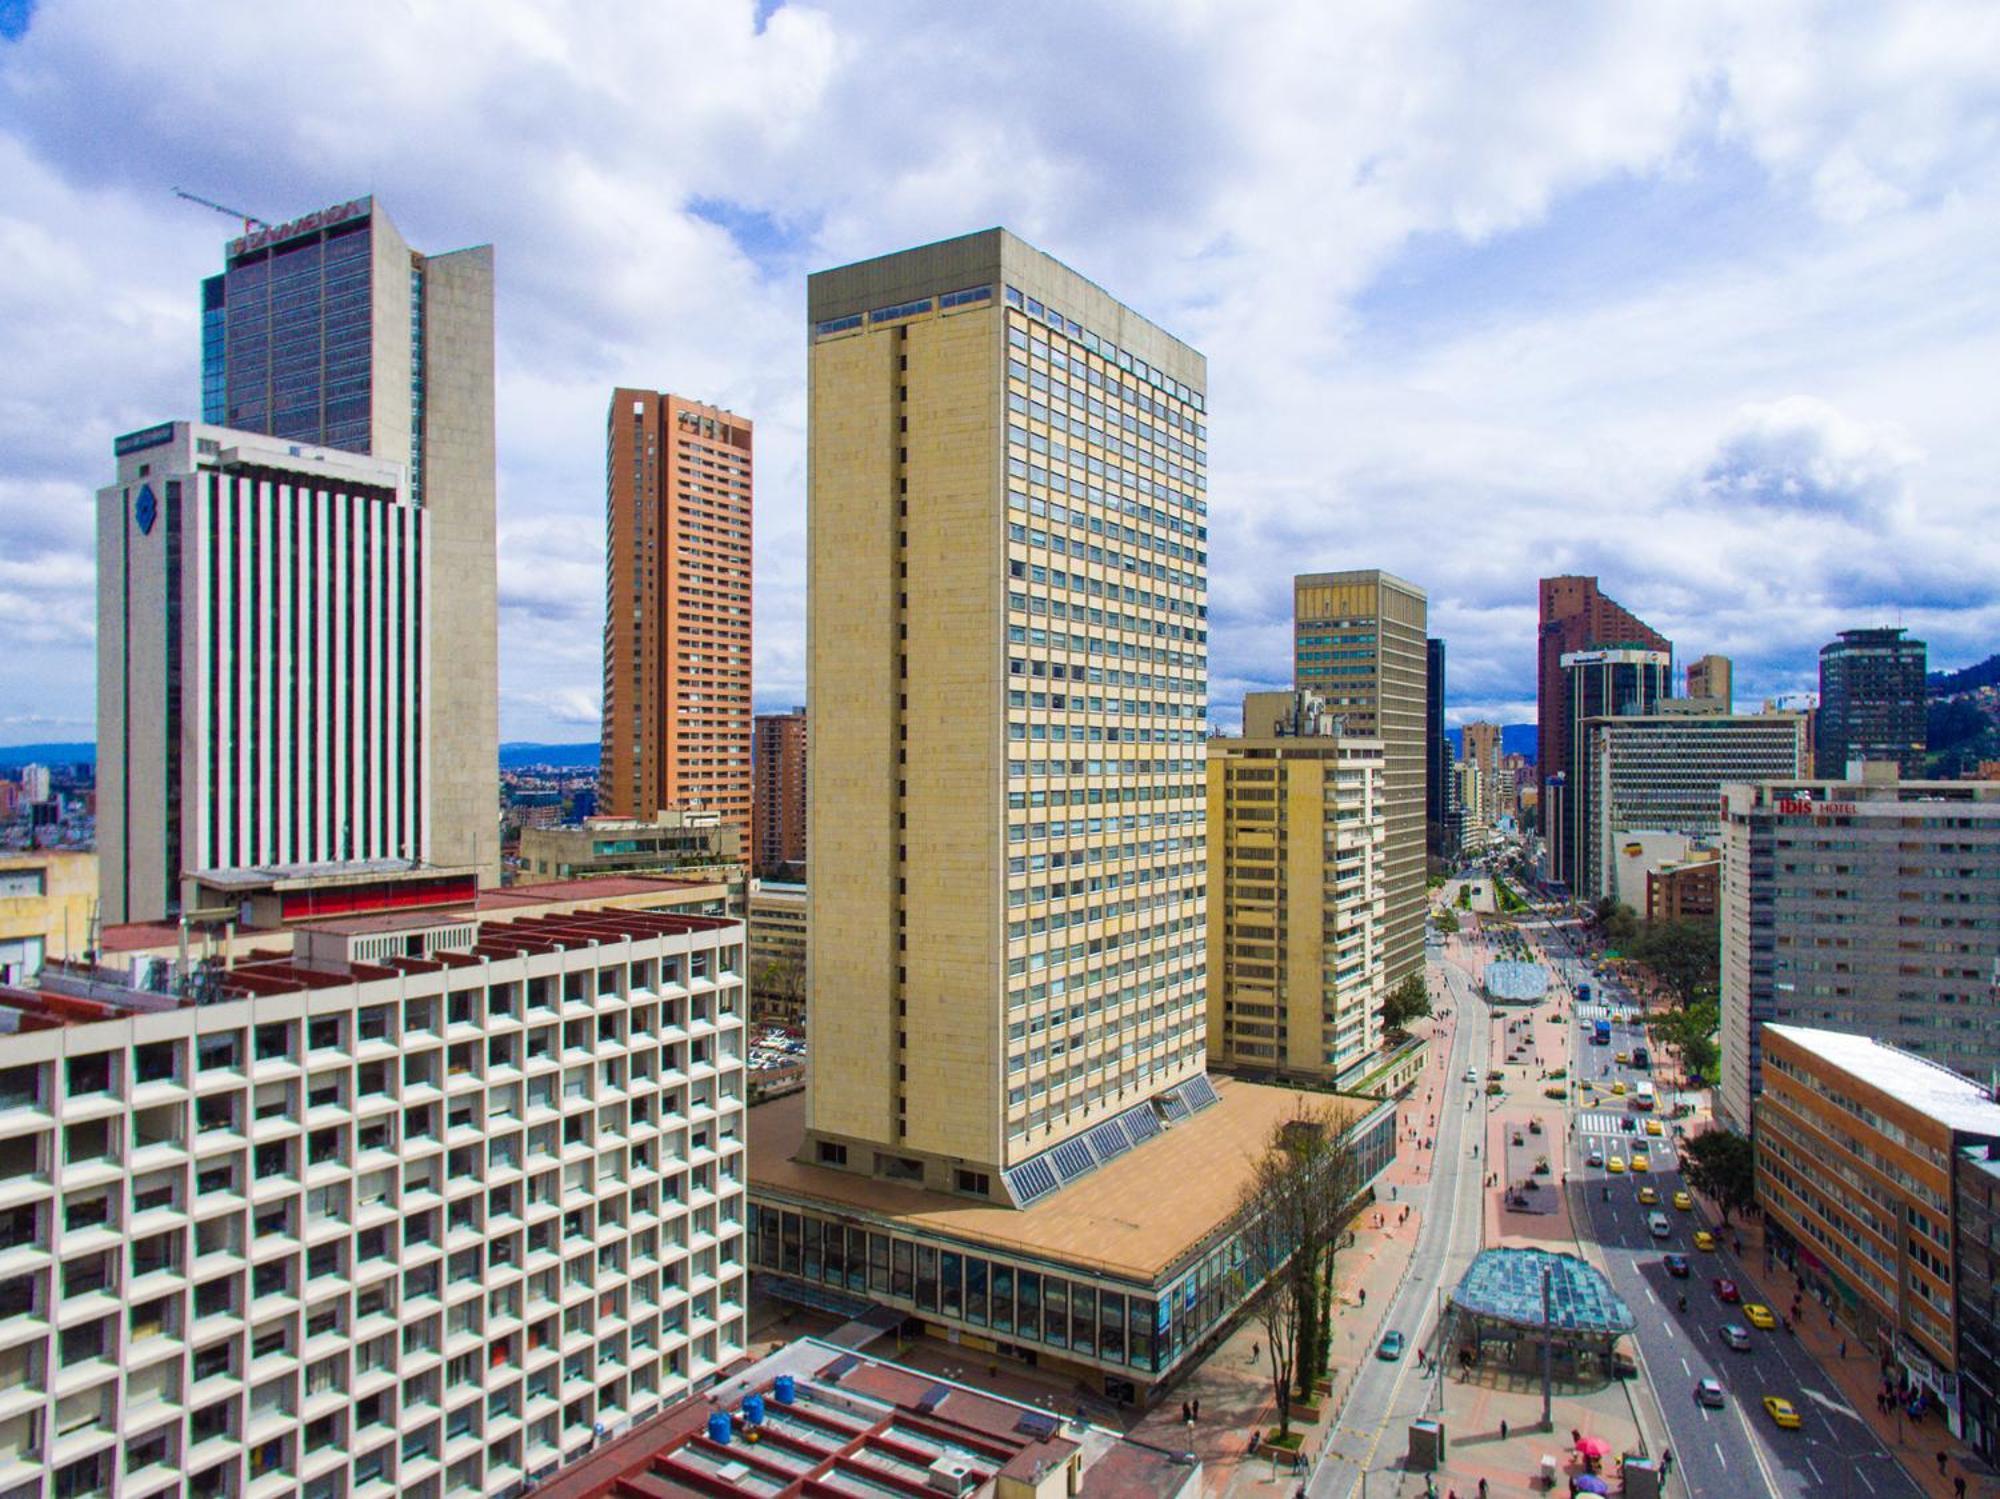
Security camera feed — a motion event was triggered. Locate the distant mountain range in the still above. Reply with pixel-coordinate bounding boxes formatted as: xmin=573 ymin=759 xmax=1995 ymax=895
xmin=499 ymin=742 xmax=599 ymax=770
xmin=1446 ymin=724 xmax=1538 ymax=764
xmin=1931 ymin=651 xmax=2000 ymax=697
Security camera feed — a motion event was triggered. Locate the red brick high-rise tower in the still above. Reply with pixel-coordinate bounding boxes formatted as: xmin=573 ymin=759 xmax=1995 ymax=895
xmin=1536 ymin=576 xmax=1670 ymax=852
xmin=751 ymin=707 xmax=807 ymax=876
xmin=600 ymin=391 xmax=753 ymax=855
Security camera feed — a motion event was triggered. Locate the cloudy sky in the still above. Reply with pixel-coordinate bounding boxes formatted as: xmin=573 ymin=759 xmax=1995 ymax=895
xmin=2 ymin=0 xmax=1996 ymax=747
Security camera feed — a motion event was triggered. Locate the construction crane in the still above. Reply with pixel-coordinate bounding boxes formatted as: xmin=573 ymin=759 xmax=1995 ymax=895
xmin=173 ymin=188 xmax=270 ymax=234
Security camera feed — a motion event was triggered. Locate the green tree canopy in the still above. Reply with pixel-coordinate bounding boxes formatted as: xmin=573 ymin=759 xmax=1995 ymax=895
xmin=1680 ymin=1129 xmax=1756 ymax=1224
xmin=1380 ymin=973 xmax=1432 ymax=1035
xmin=1632 ymin=919 xmax=1720 ymax=1005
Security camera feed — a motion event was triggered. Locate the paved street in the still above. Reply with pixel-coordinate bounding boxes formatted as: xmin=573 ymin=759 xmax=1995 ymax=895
xmin=1535 ymin=917 xmax=1928 ymax=1499
xmin=1307 ymin=929 xmax=1491 ymax=1497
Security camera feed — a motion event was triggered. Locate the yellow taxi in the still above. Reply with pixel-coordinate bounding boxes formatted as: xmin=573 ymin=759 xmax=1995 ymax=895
xmin=1611 ymin=1081 xmax=1627 ymax=1096
xmin=1673 ymin=1190 xmax=1693 ymax=1211
xmin=1607 ymin=1156 xmax=1626 ymax=1174
xmin=1646 ymin=1118 xmax=1664 ymax=1137
xmin=1615 ymin=1051 xmax=1631 ymax=1065
xmin=1637 ymin=1186 xmax=1659 ymax=1205
xmin=1763 ymin=1395 xmax=1802 ymax=1430
xmin=1693 ymin=1229 xmax=1716 ymax=1251
xmin=1630 ymin=1152 xmax=1650 ymax=1173
xmin=1745 ymin=1304 xmax=1777 ymax=1330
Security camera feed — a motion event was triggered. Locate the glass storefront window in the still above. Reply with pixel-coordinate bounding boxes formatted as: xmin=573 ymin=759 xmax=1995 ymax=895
xmin=1130 ymin=1301 xmax=1157 ymax=1371
xmin=1044 ymin=1277 xmax=1068 ymax=1348
xmin=892 ymin=1240 xmax=913 ymax=1298
xmin=966 ymin=1257 xmax=989 ymax=1328
xmin=1017 ymin=1271 xmax=1040 ymax=1343
xmin=940 ymin=1252 xmax=962 ymax=1319
xmin=1099 ymin=1292 xmax=1123 ymax=1364
xmin=990 ymin=1265 xmax=1014 ymax=1334
xmin=1072 ymin=1286 xmax=1095 ymax=1357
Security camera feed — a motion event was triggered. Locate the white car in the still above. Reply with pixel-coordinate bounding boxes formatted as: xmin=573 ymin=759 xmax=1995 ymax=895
xmin=1464 ymin=1068 xmax=1477 ymax=1082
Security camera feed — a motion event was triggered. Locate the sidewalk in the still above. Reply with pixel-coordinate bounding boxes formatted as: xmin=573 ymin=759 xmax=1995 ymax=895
xmin=1724 ymin=1213 xmax=1998 ymax=1499
xmin=1142 ymin=1003 xmax=1462 ymax=1494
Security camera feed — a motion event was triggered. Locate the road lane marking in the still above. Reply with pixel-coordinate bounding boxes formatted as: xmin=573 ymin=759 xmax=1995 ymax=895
xmin=1681 ymin=1357 xmax=1690 ymax=1375
xmin=1806 ymin=1457 xmax=1824 ymax=1484
xmin=1714 ymin=1442 xmax=1726 ymax=1468
xmin=1800 ymin=1386 xmax=1858 ymax=1420
xmin=1856 ymin=1469 xmax=1875 ymax=1493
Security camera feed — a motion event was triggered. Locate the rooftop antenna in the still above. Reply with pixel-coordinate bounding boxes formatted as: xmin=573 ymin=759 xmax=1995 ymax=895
xmin=172 ymin=188 xmax=271 ymax=235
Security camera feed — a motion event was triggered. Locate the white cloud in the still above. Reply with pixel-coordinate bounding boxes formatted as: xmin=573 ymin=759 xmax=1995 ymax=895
xmin=1 ymin=0 xmax=1997 ymax=745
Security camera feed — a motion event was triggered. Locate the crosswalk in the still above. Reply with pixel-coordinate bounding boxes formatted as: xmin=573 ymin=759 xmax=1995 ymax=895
xmin=1573 ymin=1002 xmax=1615 ymax=1020
xmin=1577 ymin=1111 xmax=1629 ymax=1134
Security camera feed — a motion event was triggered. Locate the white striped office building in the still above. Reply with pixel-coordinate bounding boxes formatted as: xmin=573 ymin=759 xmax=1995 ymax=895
xmin=98 ymin=423 xmax=428 ymax=925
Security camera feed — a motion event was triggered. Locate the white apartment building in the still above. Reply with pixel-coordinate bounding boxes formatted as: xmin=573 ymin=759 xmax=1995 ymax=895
xmin=1581 ymin=708 xmax=1804 ymax=904
xmin=98 ymin=423 xmax=430 ymax=925
xmin=0 ymin=903 xmax=747 ymax=1499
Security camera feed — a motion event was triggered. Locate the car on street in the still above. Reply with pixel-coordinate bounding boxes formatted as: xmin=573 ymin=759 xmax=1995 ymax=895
xmin=1714 ymin=1278 xmax=1741 ymax=1303
xmin=1611 ymin=1081 xmax=1627 ymax=1095
xmin=1764 ymin=1395 xmax=1802 ymax=1429
xmin=1586 ymin=1150 xmax=1604 ymax=1167
xmin=1377 ymin=1331 xmax=1406 ymax=1361
xmin=1696 ymin=1377 xmax=1727 ymax=1408
xmin=1663 ymin=1253 xmax=1690 ymax=1278
xmin=1721 ymin=1323 xmax=1753 ymax=1351
xmin=1673 ymin=1190 xmax=1693 ymax=1211
xmin=1693 ymin=1230 xmax=1717 ymax=1251
xmin=1464 ymin=1068 xmax=1477 ymax=1082
xmin=1745 ymin=1304 xmax=1776 ymax=1330
xmin=1637 ymin=1186 xmax=1659 ymax=1205
xmin=1615 ymin=1051 xmax=1631 ymax=1065
xmin=1630 ymin=1152 xmax=1649 ymax=1172
xmin=1607 ymin=1156 xmax=1625 ymax=1173
xmin=1648 ymin=1211 xmax=1672 ymax=1238
xmin=1619 ymin=1116 xmax=1636 ymax=1133
xmin=1646 ymin=1119 xmax=1664 ymax=1137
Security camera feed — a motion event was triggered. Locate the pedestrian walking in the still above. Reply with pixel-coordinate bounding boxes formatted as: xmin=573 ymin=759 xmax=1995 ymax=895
xmin=1955 ymin=1476 xmax=1967 ymax=1499
xmin=1500 ymin=1419 xmax=1508 ymax=1441
xmin=1938 ymin=1449 xmax=1950 ymax=1476
xmin=1661 ymin=1448 xmax=1672 ymax=1475
xmin=1840 ymin=1339 xmax=1846 ymax=1358
xmin=1192 ymin=1399 xmax=1200 ymax=1421
xmin=1181 ymin=1400 xmax=1190 ymax=1424
xmin=1250 ymin=1342 xmax=1259 ymax=1363
xmin=1477 ymin=1479 xmax=1488 ymax=1499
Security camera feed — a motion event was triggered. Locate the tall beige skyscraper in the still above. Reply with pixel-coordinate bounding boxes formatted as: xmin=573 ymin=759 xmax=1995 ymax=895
xmin=1686 ymin=653 xmax=1733 ymax=709
xmin=1208 ymin=692 xmax=1386 ymax=1082
xmin=201 ymin=197 xmax=498 ymax=883
xmin=1293 ymin=570 xmax=1428 ymax=985
xmin=1462 ymin=720 xmax=1502 ymax=784
xmin=804 ymin=229 xmax=1210 ymax=1202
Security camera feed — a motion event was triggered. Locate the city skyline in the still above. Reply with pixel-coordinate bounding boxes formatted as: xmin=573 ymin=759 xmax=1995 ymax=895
xmin=3 ymin=1 xmax=1998 ymax=749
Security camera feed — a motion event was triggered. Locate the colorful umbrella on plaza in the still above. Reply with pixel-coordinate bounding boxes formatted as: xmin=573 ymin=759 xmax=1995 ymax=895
xmin=1574 ymin=1436 xmax=1613 ymax=1458
xmin=1573 ymin=1477 xmax=1610 ymax=1496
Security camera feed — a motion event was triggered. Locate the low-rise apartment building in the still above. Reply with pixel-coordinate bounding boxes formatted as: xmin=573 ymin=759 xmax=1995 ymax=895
xmin=1755 ymin=1024 xmax=2000 ymax=1432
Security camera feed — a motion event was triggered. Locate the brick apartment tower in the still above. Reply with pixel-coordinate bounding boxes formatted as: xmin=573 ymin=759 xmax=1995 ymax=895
xmin=600 ymin=391 xmax=753 ymax=855
xmin=751 ymin=707 xmax=807 ymax=876
xmin=1536 ymin=576 xmax=1670 ymax=863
